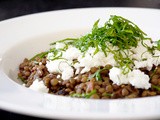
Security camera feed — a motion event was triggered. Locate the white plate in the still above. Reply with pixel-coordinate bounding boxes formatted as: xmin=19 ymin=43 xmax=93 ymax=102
xmin=0 ymin=8 xmax=160 ymax=119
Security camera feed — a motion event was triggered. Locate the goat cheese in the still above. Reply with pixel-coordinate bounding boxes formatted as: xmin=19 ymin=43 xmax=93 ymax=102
xmin=77 ymin=48 xmax=116 ymax=73
xmin=61 ymin=67 xmax=74 ymax=80
xmin=46 ymin=60 xmax=74 ymax=80
xmin=29 ymin=79 xmax=49 ymax=93
xmin=132 ymin=40 xmax=153 ymax=61
xmin=45 ymin=39 xmax=159 ymax=89
xmin=109 ymin=67 xmax=151 ymax=89
xmin=153 ymin=50 xmax=160 ymax=66
xmin=134 ymin=59 xmax=153 ymax=71
xmin=62 ymin=47 xmax=81 ymax=60
xmin=129 ymin=69 xmax=151 ymax=89
xmin=109 ymin=67 xmax=129 ymax=85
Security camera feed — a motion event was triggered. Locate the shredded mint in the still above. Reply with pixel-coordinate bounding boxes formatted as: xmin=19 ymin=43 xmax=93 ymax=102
xmin=105 ymin=93 xmax=113 ymax=97
xmin=157 ymin=40 xmax=160 ymax=50
xmin=50 ymin=15 xmax=150 ymax=74
xmin=30 ymin=51 xmax=48 ymax=61
xmin=17 ymin=75 xmax=27 ymax=84
xmin=70 ymin=89 xmax=97 ymax=98
xmin=152 ymin=85 xmax=160 ymax=91
xmin=88 ymin=67 xmax=111 ymax=81
xmin=54 ymin=15 xmax=148 ymax=51
xmin=31 ymin=15 xmax=152 ymax=74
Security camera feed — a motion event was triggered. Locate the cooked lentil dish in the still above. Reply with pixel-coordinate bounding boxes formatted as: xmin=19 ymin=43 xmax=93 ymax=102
xmin=18 ymin=15 xmax=160 ymax=99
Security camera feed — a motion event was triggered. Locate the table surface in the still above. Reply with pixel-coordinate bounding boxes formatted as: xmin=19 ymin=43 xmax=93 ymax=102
xmin=0 ymin=0 xmax=160 ymax=119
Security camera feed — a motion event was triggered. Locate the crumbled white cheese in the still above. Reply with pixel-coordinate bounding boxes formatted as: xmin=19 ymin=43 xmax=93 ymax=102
xmin=78 ymin=49 xmax=116 ymax=73
xmin=129 ymin=69 xmax=151 ymax=89
xmin=29 ymin=79 xmax=49 ymax=93
xmin=61 ymin=67 xmax=74 ymax=80
xmin=109 ymin=67 xmax=129 ymax=85
xmin=154 ymin=50 xmax=160 ymax=56
xmin=45 ymin=39 xmax=159 ymax=89
xmin=46 ymin=60 xmax=61 ymax=73
xmin=132 ymin=40 xmax=153 ymax=61
xmin=93 ymin=52 xmax=110 ymax=66
xmin=104 ymin=53 xmax=117 ymax=66
xmin=46 ymin=60 xmax=74 ymax=80
xmin=109 ymin=67 xmax=151 ymax=89
xmin=153 ymin=50 xmax=160 ymax=66
xmin=152 ymin=58 xmax=160 ymax=66
xmin=134 ymin=59 xmax=153 ymax=71
xmin=86 ymin=47 xmax=96 ymax=56
xmin=62 ymin=47 xmax=81 ymax=60
xmin=47 ymin=52 xmax=54 ymax=60
xmin=78 ymin=52 xmax=94 ymax=73
xmin=134 ymin=49 xmax=160 ymax=71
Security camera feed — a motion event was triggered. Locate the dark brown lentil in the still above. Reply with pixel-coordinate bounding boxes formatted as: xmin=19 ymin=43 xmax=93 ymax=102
xmin=18 ymin=57 xmax=160 ymax=99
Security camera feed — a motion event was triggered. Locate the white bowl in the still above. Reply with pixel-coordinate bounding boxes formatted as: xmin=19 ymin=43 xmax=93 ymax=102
xmin=0 ymin=8 xmax=160 ymax=119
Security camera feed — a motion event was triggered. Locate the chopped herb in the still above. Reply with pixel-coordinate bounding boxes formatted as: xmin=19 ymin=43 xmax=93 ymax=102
xmin=52 ymin=15 xmax=149 ymax=74
xmin=150 ymin=69 xmax=157 ymax=79
xmin=157 ymin=40 xmax=160 ymax=50
xmin=30 ymin=47 xmax=63 ymax=61
xmin=50 ymin=38 xmax=78 ymax=45
xmin=88 ymin=67 xmax=111 ymax=81
xmin=30 ymin=51 xmax=48 ymax=61
xmin=95 ymin=69 xmax=102 ymax=81
xmin=152 ymin=85 xmax=160 ymax=91
xmin=70 ymin=89 xmax=97 ymax=98
xmin=17 ymin=75 xmax=27 ymax=84
xmin=73 ymin=15 xmax=148 ymax=51
xmin=29 ymin=15 xmax=152 ymax=74
xmin=55 ymin=15 xmax=148 ymax=51
xmin=104 ymin=93 xmax=113 ymax=97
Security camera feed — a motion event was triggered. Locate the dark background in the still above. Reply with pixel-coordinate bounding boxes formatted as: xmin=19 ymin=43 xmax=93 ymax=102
xmin=0 ymin=0 xmax=160 ymax=119
xmin=0 ymin=0 xmax=160 ymax=21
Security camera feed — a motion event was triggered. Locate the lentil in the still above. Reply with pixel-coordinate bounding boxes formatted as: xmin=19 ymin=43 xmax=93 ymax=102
xmin=18 ymin=57 xmax=160 ymax=99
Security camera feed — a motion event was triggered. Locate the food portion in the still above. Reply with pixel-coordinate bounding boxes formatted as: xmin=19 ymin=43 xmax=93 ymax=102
xmin=18 ymin=15 xmax=160 ymax=99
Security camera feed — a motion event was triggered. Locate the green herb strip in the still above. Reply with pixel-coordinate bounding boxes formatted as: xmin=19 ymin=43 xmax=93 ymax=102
xmin=157 ymin=40 xmax=160 ymax=50
xmin=30 ymin=15 xmax=156 ymax=74
xmin=88 ymin=69 xmax=102 ymax=81
xmin=105 ymin=93 xmax=113 ymax=97
xmin=30 ymin=47 xmax=64 ymax=61
xmin=30 ymin=52 xmax=48 ymax=61
xmin=152 ymin=85 xmax=160 ymax=91
xmin=50 ymin=15 xmax=151 ymax=74
xmin=88 ymin=67 xmax=111 ymax=81
xmin=17 ymin=75 xmax=27 ymax=84
xmin=71 ymin=89 xmax=97 ymax=98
